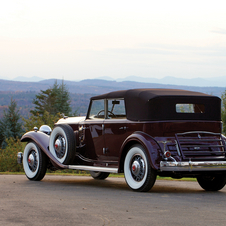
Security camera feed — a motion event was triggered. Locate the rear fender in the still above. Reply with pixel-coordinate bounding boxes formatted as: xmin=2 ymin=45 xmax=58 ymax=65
xmin=119 ymin=131 xmax=163 ymax=171
xmin=21 ymin=131 xmax=68 ymax=169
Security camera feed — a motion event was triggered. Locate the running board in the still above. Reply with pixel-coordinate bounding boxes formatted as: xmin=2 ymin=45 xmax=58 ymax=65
xmin=17 ymin=151 xmax=118 ymax=173
xmin=68 ymin=165 xmax=118 ymax=173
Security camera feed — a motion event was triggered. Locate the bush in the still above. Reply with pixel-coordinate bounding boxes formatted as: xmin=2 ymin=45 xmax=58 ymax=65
xmin=0 ymin=138 xmax=24 ymax=172
xmin=0 ymin=137 xmax=88 ymax=174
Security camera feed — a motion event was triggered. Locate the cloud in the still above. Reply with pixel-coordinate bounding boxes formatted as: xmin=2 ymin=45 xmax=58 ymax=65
xmin=211 ymin=28 xmax=226 ymax=35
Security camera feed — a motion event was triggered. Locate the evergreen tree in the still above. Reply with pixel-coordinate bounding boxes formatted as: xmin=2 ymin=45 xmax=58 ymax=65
xmin=55 ymin=80 xmax=71 ymax=114
xmin=0 ymin=98 xmax=24 ymax=148
xmin=30 ymin=88 xmax=57 ymax=116
xmin=30 ymin=80 xmax=71 ymax=117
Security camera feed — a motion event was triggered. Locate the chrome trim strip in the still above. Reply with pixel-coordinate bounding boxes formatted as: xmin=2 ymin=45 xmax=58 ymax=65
xmin=160 ymin=161 xmax=226 ymax=172
xmin=68 ymin=165 xmax=118 ymax=173
xmin=176 ymin=131 xmax=221 ymax=136
xmin=174 ymin=140 xmax=181 ymax=156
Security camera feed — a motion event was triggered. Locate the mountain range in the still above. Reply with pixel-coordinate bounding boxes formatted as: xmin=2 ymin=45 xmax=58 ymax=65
xmin=10 ymin=75 xmax=226 ymax=88
xmin=0 ymin=77 xmax=225 ymax=98
xmin=0 ymin=77 xmax=225 ymax=119
xmin=96 ymin=76 xmax=226 ymax=87
xmin=0 ymin=78 xmax=224 ymax=97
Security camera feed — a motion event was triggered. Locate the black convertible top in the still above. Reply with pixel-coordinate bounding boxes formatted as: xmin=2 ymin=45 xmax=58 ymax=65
xmin=91 ymin=89 xmax=213 ymax=100
xmin=91 ymin=89 xmax=221 ymax=121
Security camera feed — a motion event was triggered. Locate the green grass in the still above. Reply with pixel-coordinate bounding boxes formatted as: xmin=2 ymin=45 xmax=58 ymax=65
xmin=0 ymin=172 xmax=25 ymax=175
xmin=0 ymin=171 xmax=197 ymax=181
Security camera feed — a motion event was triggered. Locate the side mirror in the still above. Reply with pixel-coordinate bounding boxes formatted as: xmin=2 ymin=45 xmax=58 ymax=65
xmin=112 ymin=100 xmax=120 ymax=105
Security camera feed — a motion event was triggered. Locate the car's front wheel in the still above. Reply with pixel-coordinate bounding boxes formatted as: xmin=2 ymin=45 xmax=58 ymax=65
xmin=49 ymin=124 xmax=75 ymax=164
xmin=90 ymin=171 xmax=110 ymax=180
xmin=197 ymin=174 xmax=226 ymax=191
xmin=124 ymin=144 xmax=157 ymax=192
xmin=23 ymin=142 xmax=47 ymax=181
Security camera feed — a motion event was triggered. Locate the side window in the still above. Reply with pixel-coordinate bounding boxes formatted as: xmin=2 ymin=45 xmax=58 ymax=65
xmin=88 ymin=100 xmax=105 ymax=119
xmin=107 ymin=99 xmax=126 ymax=119
xmin=176 ymin=103 xmax=205 ymax=113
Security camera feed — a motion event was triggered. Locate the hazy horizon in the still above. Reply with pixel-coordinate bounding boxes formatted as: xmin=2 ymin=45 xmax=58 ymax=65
xmin=1 ymin=74 xmax=226 ymax=88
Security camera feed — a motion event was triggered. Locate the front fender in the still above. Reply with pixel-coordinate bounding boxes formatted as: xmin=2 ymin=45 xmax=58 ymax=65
xmin=21 ymin=131 xmax=68 ymax=169
xmin=21 ymin=131 xmax=50 ymax=151
xmin=119 ymin=131 xmax=163 ymax=171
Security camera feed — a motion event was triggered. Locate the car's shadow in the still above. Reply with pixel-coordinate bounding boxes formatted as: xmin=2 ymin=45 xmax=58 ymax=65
xmin=26 ymin=175 xmax=226 ymax=194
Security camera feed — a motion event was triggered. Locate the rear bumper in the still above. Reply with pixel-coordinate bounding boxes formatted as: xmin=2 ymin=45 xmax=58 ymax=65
xmin=160 ymin=160 xmax=226 ymax=172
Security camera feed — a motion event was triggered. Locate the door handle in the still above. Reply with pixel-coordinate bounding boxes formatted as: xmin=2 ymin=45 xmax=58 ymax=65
xmin=102 ymin=124 xmax=105 ymax=135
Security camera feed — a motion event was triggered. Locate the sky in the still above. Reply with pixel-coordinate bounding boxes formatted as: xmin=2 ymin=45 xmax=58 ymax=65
xmin=0 ymin=0 xmax=226 ymax=81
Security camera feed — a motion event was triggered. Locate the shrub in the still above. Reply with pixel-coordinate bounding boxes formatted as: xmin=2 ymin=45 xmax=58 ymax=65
xmin=0 ymin=138 xmax=24 ymax=172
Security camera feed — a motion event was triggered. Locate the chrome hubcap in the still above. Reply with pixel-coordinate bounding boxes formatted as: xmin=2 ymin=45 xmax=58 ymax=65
xmin=132 ymin=161 xmax=140 ymax=176
xmin=28 ymin=150 xmax=38 ymax=172
xmin=130 ymin=155 xmax=145 ymax=182
xmin=54 ymin=136 xmax=66 ymax=159
xmin=55 ymin=139 xmax=62 ymax=152
xmin=28 ymin=154 xmax=34 ymax=166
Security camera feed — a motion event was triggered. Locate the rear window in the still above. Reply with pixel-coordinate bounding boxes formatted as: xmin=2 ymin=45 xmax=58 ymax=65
xmin=176 ymin=103 xmax=205 ymax=113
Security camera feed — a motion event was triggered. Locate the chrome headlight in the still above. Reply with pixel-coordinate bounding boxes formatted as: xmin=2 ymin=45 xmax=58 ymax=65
xmin=39 ymin=125 xmax=52 ymax=135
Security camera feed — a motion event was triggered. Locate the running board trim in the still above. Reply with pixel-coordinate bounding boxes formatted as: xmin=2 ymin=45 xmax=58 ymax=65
xmin=68 ymin=165 xmax=118 ymax=173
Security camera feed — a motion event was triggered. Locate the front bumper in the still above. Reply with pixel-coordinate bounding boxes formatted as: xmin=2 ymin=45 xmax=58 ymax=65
xmin=160 ymin=160 xmax=226 ymax=172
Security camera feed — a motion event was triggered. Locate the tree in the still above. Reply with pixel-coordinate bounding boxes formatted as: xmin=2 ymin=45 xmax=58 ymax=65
xmin=30 ymin=80 xmax=71 ymax=117
xmin=54 ymin=80 xmax=71 ymax=115
xmin=30 ymin=88 xmax=57 ymax=116
xmin=23 ymin=111 xmax=61 ymax=132
xmin=0 ymin=98 xmax=24 ymax=148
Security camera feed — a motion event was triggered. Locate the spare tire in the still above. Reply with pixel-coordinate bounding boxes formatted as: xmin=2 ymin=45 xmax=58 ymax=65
xmin=49 ymin=124 xmax=75 ymax=164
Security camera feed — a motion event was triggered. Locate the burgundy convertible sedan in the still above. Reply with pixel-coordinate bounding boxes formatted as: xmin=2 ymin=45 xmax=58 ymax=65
xmin=18 ymin=89 xmax=226 ymax=192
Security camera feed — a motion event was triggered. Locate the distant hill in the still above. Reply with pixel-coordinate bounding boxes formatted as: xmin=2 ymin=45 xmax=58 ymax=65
xmin=95 ymin=75 xmax=226 ymax=87
xmin=3 ymin=75 xmax=226 ymax=87
xmin=0 ymin=78 xmax=225 ymax=97
xmin=0 ymin=78 xmax=225 ymax=119
xmin=115 ymin=76 xmax=226 ymax=87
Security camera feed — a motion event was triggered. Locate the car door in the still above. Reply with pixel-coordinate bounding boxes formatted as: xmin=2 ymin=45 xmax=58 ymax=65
xmin=103 ymin=99 xmax=129 ymax=163
xmin=82 ymin=99 xmax=106 ymax=161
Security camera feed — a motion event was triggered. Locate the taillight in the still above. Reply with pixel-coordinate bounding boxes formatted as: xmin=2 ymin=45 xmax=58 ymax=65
xmin=164 ymin=151 xmax=171 ymax=158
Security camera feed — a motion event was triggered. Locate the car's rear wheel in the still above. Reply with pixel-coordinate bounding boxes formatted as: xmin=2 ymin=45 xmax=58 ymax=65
xmin=90 ymin=171 xmax=110 ymax=180
xmin=49 ymin=124 xmax=75 ymax=164
xmin=124 ymin=144 xmax=157 ymax=192
xmin=197 ymin=174 xmax=226 ymax=191
xmin=23 ymin=142 xmax=47 ymax=181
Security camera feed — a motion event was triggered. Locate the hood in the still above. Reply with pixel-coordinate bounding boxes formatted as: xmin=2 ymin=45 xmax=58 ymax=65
xmin=56 ymin=116 xmax=86 ymax=125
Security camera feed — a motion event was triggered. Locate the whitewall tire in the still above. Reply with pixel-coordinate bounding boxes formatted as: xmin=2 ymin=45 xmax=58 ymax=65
xmin=49 ymin=124 xmax=75 ymax=164
xmin=124 ymin=144 xmax=157 ymax=192
xmin=23 ymin=142 xmax=47 ymax=181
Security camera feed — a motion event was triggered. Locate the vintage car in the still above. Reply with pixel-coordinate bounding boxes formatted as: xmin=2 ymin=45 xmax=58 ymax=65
xmin=17 ymin=89 xmax=226 ymax=192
